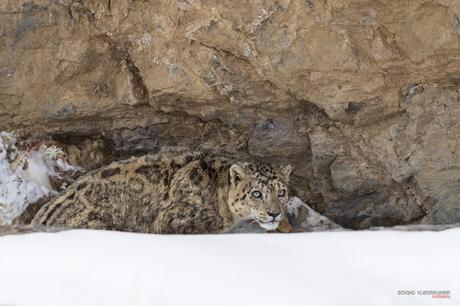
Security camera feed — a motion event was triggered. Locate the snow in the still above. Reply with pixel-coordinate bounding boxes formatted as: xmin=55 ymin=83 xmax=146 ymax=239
xmin=0 ymin=132 xmax=79 ymax=224
xmin=285 ymin=196 xmax=341 ymax=231
xmin=0 ymin=228 xmax=458 ymax=306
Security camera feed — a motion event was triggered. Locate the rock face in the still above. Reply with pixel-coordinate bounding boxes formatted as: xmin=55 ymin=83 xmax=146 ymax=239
xmin=0 ymin=0 xmax=459 ymax=229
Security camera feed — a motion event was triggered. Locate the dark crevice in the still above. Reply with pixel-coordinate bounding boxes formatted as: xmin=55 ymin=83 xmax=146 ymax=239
xmin=124 ymin=55 xmax=150 ymax=104
xmin=100 ymin=36 xmax=149 ymax=105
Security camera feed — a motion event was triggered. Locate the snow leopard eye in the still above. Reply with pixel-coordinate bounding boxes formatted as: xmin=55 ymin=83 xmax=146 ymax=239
xmin=278 ymin=189 xmax=286 ymax=197
xmin=252 ymin=191 xmax=262 ymax=198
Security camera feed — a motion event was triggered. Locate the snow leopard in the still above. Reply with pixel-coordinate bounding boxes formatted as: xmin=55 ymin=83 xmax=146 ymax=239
xmin=30 ymin=151 xmax=293 ymax=234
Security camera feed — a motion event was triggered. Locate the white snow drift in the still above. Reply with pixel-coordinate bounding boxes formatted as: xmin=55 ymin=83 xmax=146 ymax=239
xmin=0 ymin=228 xmax=458 ymax=306
xmin=0 ymin=132 xmax=78 ymax=224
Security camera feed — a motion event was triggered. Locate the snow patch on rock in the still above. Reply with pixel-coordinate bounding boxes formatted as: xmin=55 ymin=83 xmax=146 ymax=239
xmin=0 ymin=132 xmax=80 ymax=225
xmin=285 ymin=196 xmax=342 ymax=231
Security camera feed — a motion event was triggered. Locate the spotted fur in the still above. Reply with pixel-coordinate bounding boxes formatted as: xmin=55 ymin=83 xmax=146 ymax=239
xmin=30 ymin=151 xmax=292 ymax=234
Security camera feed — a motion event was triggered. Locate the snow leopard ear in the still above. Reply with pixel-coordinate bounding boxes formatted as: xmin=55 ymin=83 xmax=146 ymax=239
xmin=280 ymin=165 xmax=292 ymax=181
xmin=229 ymin=164 xmax=246 ymax=187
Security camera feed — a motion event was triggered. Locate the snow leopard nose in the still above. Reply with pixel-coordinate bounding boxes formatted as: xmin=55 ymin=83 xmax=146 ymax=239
xmin=267 ymin=211 xmax=280 ymax=219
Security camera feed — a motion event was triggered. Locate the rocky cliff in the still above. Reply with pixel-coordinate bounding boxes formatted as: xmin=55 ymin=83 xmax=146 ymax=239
xmin=1 ymin=0 xmax=459 ymax=228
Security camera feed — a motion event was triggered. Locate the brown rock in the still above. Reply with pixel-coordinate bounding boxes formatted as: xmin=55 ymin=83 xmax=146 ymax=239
xmin=1 ymin=0 xmax=459 ymax=228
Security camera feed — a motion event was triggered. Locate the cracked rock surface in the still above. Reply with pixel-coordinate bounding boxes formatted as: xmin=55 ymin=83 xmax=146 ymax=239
xmin=1 ymin=0 xmax=459 ymax=228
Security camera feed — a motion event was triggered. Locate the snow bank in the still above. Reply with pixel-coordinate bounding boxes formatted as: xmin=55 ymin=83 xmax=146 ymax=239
xmin=0 ymin=229 xmax=458 ymax=306
xmin=0 ymin=132 xmax=79 ymax=224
